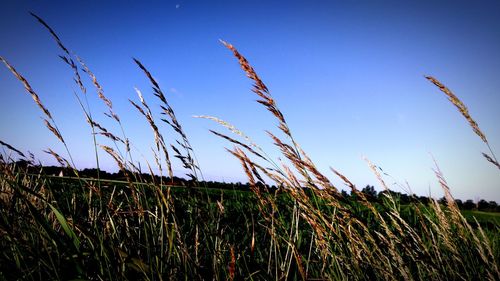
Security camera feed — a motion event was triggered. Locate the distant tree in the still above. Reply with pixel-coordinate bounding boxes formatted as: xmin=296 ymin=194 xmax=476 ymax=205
xmin=399 ymin=193 xmax=410 ymax=205
xmin=378 ymin=190 xmax=393 ymax=202
xmin=477 ymin=199 xmax=489 ymax=211
xmin=454 ymin=199 xmax=463 ymax=209
xmin=361 ymin=185 xmax=377 ymax=201
xmin=14 ymin=159 xmax=30 ymax=168
xmin=43 ymin=165 xmax=60 ymax=176
xmin=81 ymin=168 xmax=100 ymax=178
xmin=488 ymin=201 xmax=498 ymax=211
xmin=418 ymin=196 xmax=430 ymax=205
xmin=463 ymin=199 xmax=475 ymax=210
xmin=341 ymin=190 xmax=349 ymax=199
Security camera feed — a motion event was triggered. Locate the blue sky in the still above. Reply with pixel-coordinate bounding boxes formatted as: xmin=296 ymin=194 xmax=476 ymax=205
xmin=1 ymin=1 xmax=499 ymax=201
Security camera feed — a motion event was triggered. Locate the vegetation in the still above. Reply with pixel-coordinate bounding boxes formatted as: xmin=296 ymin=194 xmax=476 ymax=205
xmin=1 ymin=14 xmax=499 ymax=280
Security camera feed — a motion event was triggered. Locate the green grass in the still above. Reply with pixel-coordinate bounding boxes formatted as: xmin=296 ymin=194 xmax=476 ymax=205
xmin=1 ymin=174 xmax=499 ymax=280
xmin=462 ymin=210 xmax=500 ymax=227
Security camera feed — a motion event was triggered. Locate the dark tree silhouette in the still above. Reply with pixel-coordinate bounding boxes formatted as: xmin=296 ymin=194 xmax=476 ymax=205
xmin=361 ymin=185 xmax=377 ymax=201
xmin=463 ymin=200 xmax=476 ymax=210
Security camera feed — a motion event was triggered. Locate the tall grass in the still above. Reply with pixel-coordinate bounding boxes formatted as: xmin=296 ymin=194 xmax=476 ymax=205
xmin=1 ymin=14 xmax=499 ymax=280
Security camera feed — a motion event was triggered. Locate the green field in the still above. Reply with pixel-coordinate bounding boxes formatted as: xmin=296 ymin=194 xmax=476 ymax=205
xmin=1 ymin=173 xmax=499 ymax=280
xmin=461 ymin=210 xmax=500 ymax=228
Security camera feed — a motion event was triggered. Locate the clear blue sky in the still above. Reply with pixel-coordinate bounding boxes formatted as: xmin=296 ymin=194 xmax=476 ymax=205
xmin=1 ymin=1 xmax=499 ymax=201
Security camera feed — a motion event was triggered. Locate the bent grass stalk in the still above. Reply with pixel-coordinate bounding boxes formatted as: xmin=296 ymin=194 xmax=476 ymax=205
xmin=426 ymin=76 xmax=499 ymax=169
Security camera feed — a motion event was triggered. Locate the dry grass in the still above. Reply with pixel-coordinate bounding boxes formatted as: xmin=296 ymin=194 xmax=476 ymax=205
xmin=0 ymin=14 xmax=499 ymax=281
xmin=426 ymin=76 xmax=499 ymax=170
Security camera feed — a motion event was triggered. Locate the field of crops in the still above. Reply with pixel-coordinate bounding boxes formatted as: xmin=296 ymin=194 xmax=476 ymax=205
xmin=1 ymin=171 xmax=499 ymax=280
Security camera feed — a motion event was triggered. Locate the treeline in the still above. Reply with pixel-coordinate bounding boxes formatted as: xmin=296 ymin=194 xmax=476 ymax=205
xmin=13 ymin=161 xmax=499 ymax=212
xmin=13 ymin=161 xmax=275 ymax=191
xmin=352 ymin=185 xmax=500 ymax=212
